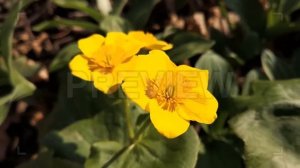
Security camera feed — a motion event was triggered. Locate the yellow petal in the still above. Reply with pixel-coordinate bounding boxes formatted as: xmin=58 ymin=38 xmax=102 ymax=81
xmin=121 ymin=50 xmax=176 ymax=110
xmin=177 ymin=90 xmax=218 ymax=124
xmin=92 ymin=71 xmax=119 ymax=94
xmin=135 ymin=50 xmax=176 ymax=79
xmin=176 ymin=65 xmax=208 ymax=90
xmin=121 ymin=71 xmax=150 ymax=110
xmin=69 ymin=55 xmax=92 ymax=81
xmin=78 ymin=34 xmax=105 ymax=57
xmin=149 ymin=100 xmax=190 ymax=138
xmin=105 ymin=32 xmax=128 ymax=45
xmin=128 ymin=31 xmax=173 ymax=51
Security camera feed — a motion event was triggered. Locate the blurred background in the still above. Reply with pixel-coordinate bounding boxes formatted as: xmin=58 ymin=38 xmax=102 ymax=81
xmin=0 ymin=0 xmax=300 ymax=167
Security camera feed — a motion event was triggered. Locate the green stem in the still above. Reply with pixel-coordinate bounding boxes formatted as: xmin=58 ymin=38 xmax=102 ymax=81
xmin=124 ymin=98 xmax=134 ymax=141
xmin=102 ymin=144 xmax=133 ymax=168
xmin=133 ymin=116 xmax=151 ymax=141
xmin=101 ymin=115 xmax=151 ymax=168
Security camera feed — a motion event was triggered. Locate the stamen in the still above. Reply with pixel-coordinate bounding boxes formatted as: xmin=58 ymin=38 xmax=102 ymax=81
xmin=146 ymin=79 xmax=178 ymax=112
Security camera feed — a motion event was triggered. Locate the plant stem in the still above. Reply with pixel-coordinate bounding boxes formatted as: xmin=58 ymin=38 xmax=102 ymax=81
xmin=124 ymin=98 xmax=134 ymax=141
xmin=101 ymin=115 xmax=151 ymax=168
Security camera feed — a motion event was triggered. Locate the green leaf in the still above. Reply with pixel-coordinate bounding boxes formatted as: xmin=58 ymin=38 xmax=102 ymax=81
xmin=39 ymin=77 xmax=200 ymax=168
xmin=0 ymin=0 xmax=36 ymax=124
xmin=225 ymin=0 xmax=266 ymax=35
xmin=17 ymin=150 xmax=83 ymax=168
xmin=196 ymin=140 xmax=244 ymax=168
xmin=38 ymin=71 xmax=118 ymax=135
xmin=228 ymin=79 xmax=300 ymax=168
xmin=230 ymin=106 xmax=300 ymax=168
xmin=33 ymin=18 xmax=99 ymax=32
xmin=195 ymin=51 xmax=238 ymax=98
xmin=43 ymin=110 xmax=128 ymax=164
xmin=167 ymin=32 xmax=215 ymax=63
xmin=125 ymin=0 xmax=161 ymax=29
xmin=242 ymin=69 xmax=267 ymax=96
xmin=261 ymin=49 xmax=295 ymax=80
xmin=13 ymin=56 xmax=42 ymax=78
xmin=85 ymin=125 xmax=200 ymax=168
xmin=100 ymin=15 xmax=132 ymax=32
xmin=49 ymin=43 xmax=80 ymax=72
xmin=52 ymin=0 xmax=103 ymax=21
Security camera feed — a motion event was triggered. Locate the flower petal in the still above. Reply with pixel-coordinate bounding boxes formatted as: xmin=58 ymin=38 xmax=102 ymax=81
xmin=177 ymin=90 xmax=218 ymax=124
xmin=121 ymin=72 xmax=150 ymax=110
xmin=176 ymin=65 xmax=209 ymax=90
xmin=105 ymin=32 xmax=128 ymax=45
xmin=121 ymin=50 xmax=176 ymax=110
xmin=149 ymin=100 xmax=190 ymax=138
xmin=78 ymin=34 xmax=105 ymax=57
xmin=135 ymin=50 xmax=176 ymax=79
xmin=69 ymin=55 xmax=92 ymax=81
xmin=92 ymin=71 xmax=118 ymax=94
xmin=128 ymin=31 xmax=172 ymax=50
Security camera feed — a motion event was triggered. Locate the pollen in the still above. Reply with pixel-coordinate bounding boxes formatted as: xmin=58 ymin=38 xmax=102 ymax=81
xmin=146 ymin=79 xmax=178 ymax=112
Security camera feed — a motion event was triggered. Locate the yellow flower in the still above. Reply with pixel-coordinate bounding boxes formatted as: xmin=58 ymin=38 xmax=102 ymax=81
xmin=69 ymin=32 xmax=142 ymax=94
xmin=128 ymin=31 xmax=173 ymax=50
xmin=122 ymin=50 xmax=218 ymax=138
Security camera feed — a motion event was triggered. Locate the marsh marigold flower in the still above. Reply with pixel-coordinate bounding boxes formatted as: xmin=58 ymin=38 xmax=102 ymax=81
xmin=122 ymin=50 xmax=218 ymax=138
xmin=69 ymin=32 xmax=142 ymax=93
xmin=128 ymin=31 xmax=173 ymax=50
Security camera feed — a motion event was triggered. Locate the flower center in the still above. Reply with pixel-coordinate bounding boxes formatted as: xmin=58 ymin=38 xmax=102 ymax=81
xmin=146 ymin=79 xmax=178 ymax=112
xmin=88 ymin=55 xmax=114 ymax=74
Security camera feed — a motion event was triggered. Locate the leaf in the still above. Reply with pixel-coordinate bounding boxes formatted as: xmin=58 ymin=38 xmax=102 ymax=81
xmin=40 ymin=80 xmax=200 ymax=168
xmin=230 ymin=107 xmax=300 ymax=168
xmin=196 ymin=140 xmax=244 ymax=168
xmin=261 ymin=49 xmax=295 ymax=80
xmin=13 ymin=56 xmax=42 ymax=78
xmin=228 ymin=79 xmax=300 ymax=168
xmin=195 ymin=51 xmax=238 ymax=98
xmin=225 ymin=0 xmax=266 ymax=35
xmin=43 ymin=109 xmax=128 ymax=164
xmin=125 ymin=0 xmax=161 ymax=29
xmin=52 ymin=0 xmax=103 ymax=21
xmin=85 ymin=125 xmax=200 ymax=168
xmin=49 ymin=43 xmax=80 ymax=72
xmin=167 ymin=32 xmax=215 ymax=63
xmin=17 ymin=150 xmax=83 ymax=168
xmin=242 ymin=69 xmax=267 ymax=96
xmin=0 ymin=0 xmax=36 ymax=124
xmin=33 ymin=18 xmax=99 ymax=32
xmin=100 ymin=15 xmax=132 ymax=32
xmin=38 ymin=70 xmax=119 ymax=135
